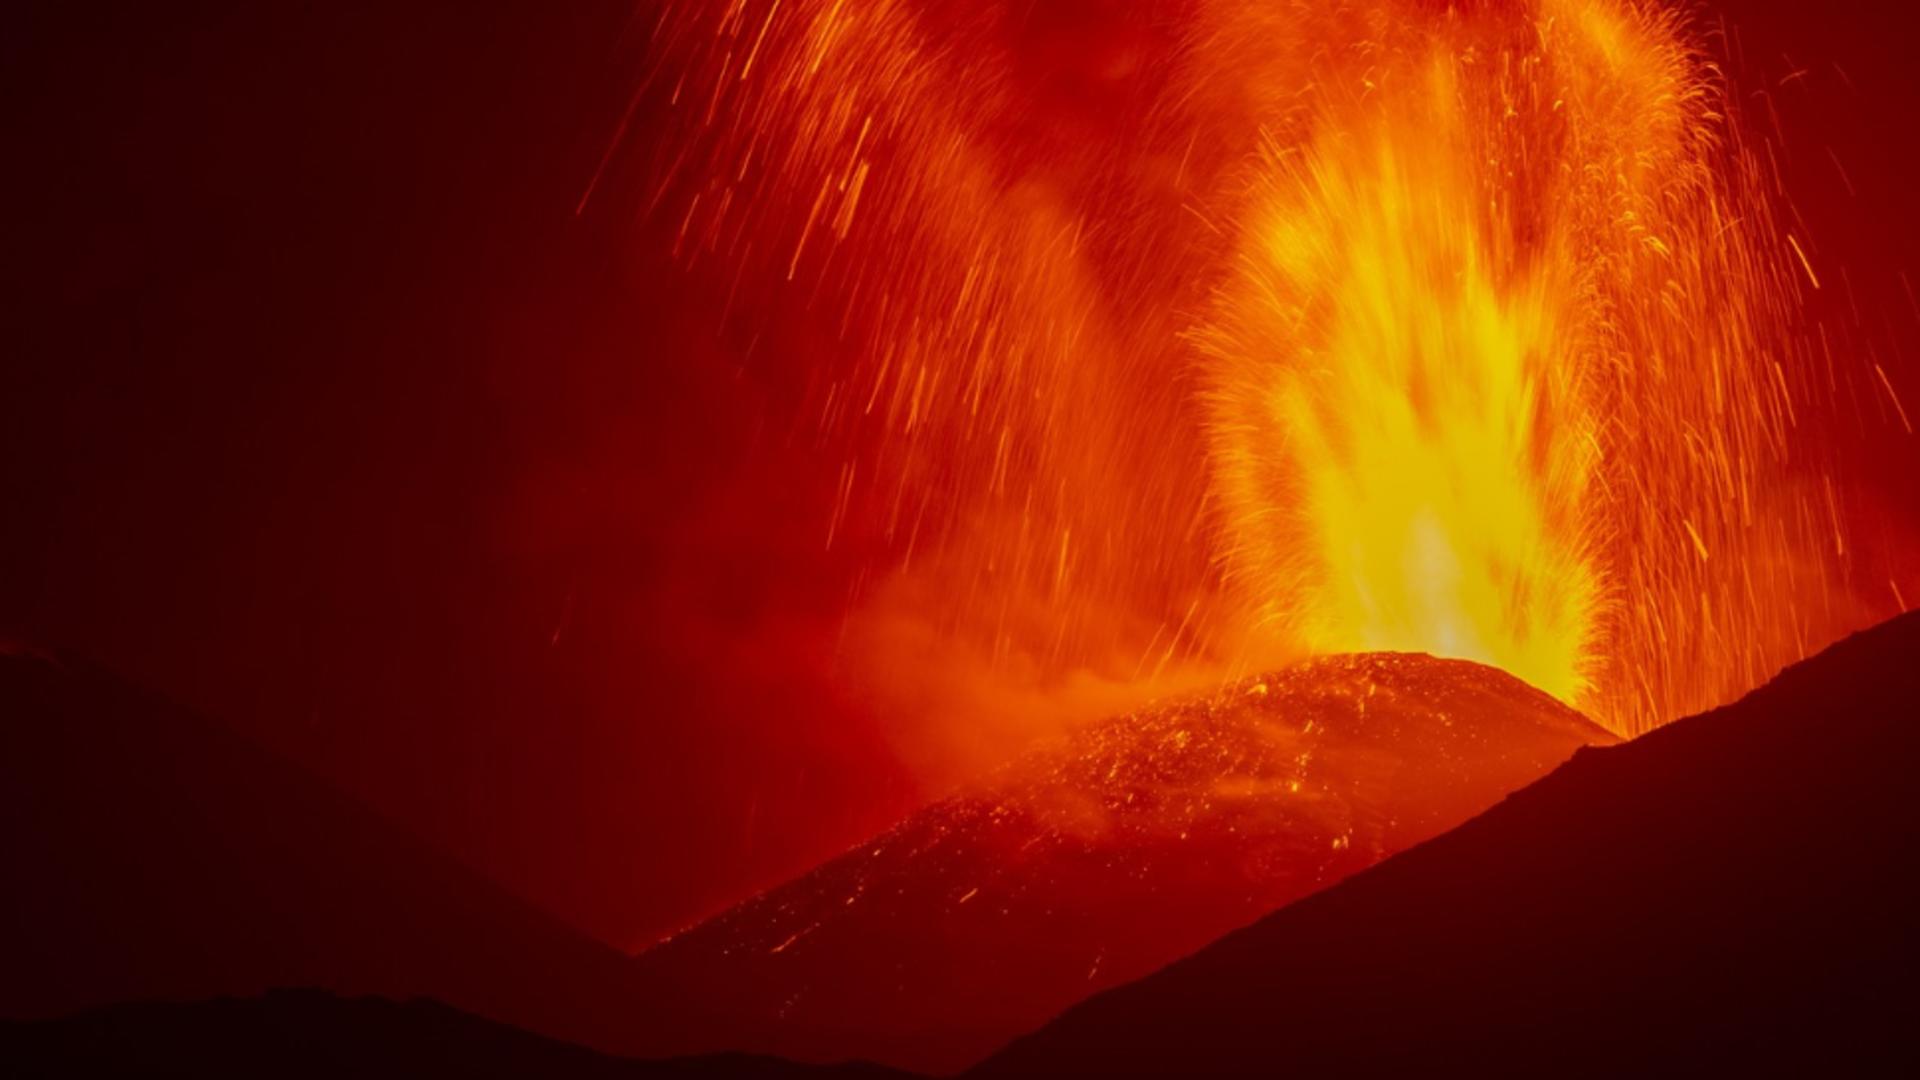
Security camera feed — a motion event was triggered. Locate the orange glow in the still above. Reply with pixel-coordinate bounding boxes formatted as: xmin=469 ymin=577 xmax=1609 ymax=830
xmin=1201 ymin=56 xmax=1603 ymax=703
xmin=1196 ymin=0 xmax=1830 ymax=724
xmin=632 ymin=0 xmax=1893 ymax=740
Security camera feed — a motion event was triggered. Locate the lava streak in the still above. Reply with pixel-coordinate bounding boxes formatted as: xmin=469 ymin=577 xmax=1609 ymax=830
xmin=628 ymin=0 xmax=1884 ymax=738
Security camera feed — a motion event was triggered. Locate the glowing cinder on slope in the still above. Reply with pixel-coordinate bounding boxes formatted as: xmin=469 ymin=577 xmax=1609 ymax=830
xmin=627 ymin=652 xmax=1613 ymax=1073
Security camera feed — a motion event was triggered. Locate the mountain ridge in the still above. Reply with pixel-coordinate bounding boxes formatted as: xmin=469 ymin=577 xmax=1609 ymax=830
xmin=970 ymin=610 xmax=1920 ymax=1076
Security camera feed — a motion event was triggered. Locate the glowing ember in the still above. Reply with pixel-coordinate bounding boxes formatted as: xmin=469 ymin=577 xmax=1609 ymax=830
xmin=627 ymin=0 xmax=1890 ymax=736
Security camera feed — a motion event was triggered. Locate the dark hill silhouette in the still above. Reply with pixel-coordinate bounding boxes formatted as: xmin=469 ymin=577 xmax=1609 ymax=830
xmin=0 ymin=644 xmax=1604 ymax=1074
xmin=0 ymin=646 xmax=669 ymax=1056
xmin=0 ymin=989 xmax=902 ymax=1079
xmin=4 ymin=615 xmax=1917 ymax=1075
xmin=971 ymin=611 xmax=1920 ymax=1077
xmin=623 ymin=653 xmax=1608 ymax=1072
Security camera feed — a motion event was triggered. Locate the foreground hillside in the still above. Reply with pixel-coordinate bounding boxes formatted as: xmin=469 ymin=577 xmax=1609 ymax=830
xmin=975 ymin=612 xmax=1920 ymax=1076
xmin=0 ymin=642 xmax=1602 ymax=1074
xmin=0 ymin=647 xmax=648 ymax=1053
xmin=9 ymin=612 xmax=1916 ymax=1076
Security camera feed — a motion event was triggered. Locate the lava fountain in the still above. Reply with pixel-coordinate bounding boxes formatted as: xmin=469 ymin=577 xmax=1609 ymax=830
xmin=1194 ymin=0 xmax=1834 ymax=728
xmin=624 ymin=0 xmax=1889 ymax=741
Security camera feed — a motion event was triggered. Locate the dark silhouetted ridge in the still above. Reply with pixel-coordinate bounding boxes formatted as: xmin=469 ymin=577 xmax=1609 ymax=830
xmin=0 ymin=649 xmax=664 ymax=1055
xmin=10 ymin=612 xmax=1917 ymax=1077
xmin=0 ymin=644 xmax=1603 ymax=1073
xmin=972 ymin=612 xmax=1920 ymax=1077
xmin=0 ymin=989 xmax=904 ymax=1079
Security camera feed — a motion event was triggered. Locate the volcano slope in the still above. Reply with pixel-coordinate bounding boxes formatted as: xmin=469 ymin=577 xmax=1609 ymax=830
xmin=0 ymin=642 xmax=1602 ymax=1074
xmin=627 ymin=654 xmax=1610 ymax=1073
xmin=973 ymin=611 xmax=1920 ymax=1077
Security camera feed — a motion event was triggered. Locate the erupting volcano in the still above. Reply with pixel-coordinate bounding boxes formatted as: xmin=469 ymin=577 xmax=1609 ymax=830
xmin=6 ymin=0 xmax=1919 ymax=1076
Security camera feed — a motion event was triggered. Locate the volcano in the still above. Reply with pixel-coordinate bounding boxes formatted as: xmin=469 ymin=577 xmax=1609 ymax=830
xmin=6 ymin=0 xmax=1917 ymax=1076
xmin=625 ymin=654 xmax=1608 ymax=1072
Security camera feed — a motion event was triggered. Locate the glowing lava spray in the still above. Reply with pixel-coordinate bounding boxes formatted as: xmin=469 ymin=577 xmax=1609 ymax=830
xmin=629 ymin=0 xmax=1876 ymax=736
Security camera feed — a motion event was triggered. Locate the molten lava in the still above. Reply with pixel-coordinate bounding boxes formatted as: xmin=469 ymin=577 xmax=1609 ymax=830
xmin=628 ymin=0 xmax=1899 ymax=738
